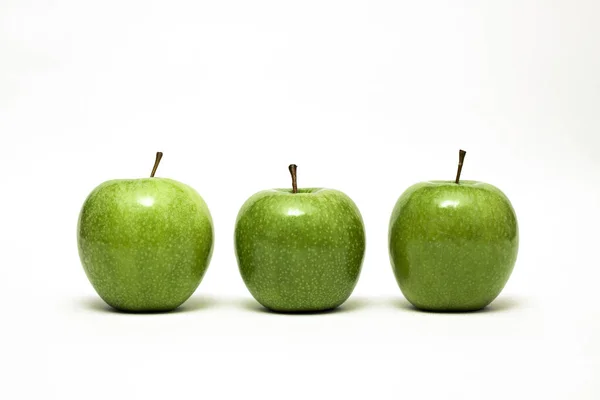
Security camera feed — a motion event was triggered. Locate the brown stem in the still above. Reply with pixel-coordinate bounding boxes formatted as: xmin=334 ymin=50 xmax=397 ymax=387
xmin=150 ymin=152 xmax=163 ymax=177
xmin=288 ymin=164 xmax=298 ymax=193
xmin=454 ymin=149 xmax=466 ymax=184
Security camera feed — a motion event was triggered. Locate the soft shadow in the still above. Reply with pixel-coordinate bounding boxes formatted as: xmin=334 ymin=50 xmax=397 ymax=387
xmin=240 ymin=297 xmax=368 ymax=315
xmin=393 ymin=296 xmax=523 ymax=314
xmin=79 ymin=295 xmax=217 ymax=315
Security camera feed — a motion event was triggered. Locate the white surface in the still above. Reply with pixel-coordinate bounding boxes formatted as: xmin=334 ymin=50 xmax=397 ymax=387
xmin=1 ymin=1 xmax=599 ymax=399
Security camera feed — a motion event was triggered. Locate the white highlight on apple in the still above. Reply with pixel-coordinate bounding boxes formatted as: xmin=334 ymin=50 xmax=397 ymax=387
xmin=287 ymin=208 xmax=305 ymax=216
xmin=439 ymin=200 xmax=460 ymax=209
xmin=138 ymin=197 xmax=155 ymax=207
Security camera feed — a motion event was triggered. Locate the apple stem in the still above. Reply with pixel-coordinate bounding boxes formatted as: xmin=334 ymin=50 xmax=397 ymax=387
xmin=150 ymin=152 xmax=163 ymax=178
xmin=454 ymin=149 xmax=466 ymax=184
xmin=288 ymin=164 xmax=298 ymax=193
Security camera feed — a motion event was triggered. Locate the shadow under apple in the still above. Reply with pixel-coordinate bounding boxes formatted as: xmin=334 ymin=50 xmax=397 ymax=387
xmin=79 ymin=295 xmax=217 ymax=314
xmin=393 ymin=296 xmax=522 ymax=314
xmin=240 ymin=297 xmax=369 ymax=315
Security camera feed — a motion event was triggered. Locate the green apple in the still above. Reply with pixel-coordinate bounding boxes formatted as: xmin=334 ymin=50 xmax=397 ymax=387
xmin=389 ymin=150 xmax=518 ymax=311
xmin=235 ymin=165 xmax=366 ymax=313
xmin=77 ymin=152 xmax=214 ymax=312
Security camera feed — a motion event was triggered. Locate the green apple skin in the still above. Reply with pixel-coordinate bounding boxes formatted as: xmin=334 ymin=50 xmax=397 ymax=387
xmin=77 ymin=178 xmax=214 ymax=312
xmin=389 ymin=180 xmax=518 ymax=311
xmin=235 ymin=188 xmax=366 ymax=313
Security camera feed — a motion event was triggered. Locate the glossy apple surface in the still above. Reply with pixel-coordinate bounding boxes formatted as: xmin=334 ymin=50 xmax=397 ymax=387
xmin=77 ymin=178 xmax=213 ymax=312
xmin=389 ymin=180 xmax=518 ymax=311
xmin=235 ymin=188 xmax=365 ymax=312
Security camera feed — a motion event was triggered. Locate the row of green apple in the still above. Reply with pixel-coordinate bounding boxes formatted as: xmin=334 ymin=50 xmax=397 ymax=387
xmin=77 ymin=150 xmax=518 ymax=313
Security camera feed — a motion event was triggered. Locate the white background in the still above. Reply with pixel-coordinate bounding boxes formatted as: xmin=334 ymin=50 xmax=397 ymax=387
xmin=1 ymin=1 xmax=599 ymax=399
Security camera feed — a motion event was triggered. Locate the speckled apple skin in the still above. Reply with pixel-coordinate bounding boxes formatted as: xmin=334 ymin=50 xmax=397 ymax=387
xmin=389 ymin=180 xmax=518 ymax=311
xmin=77 ymin=178 xmax=214 ymax=312
xmin=235 ymin=188 xmax=366 ymax=313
